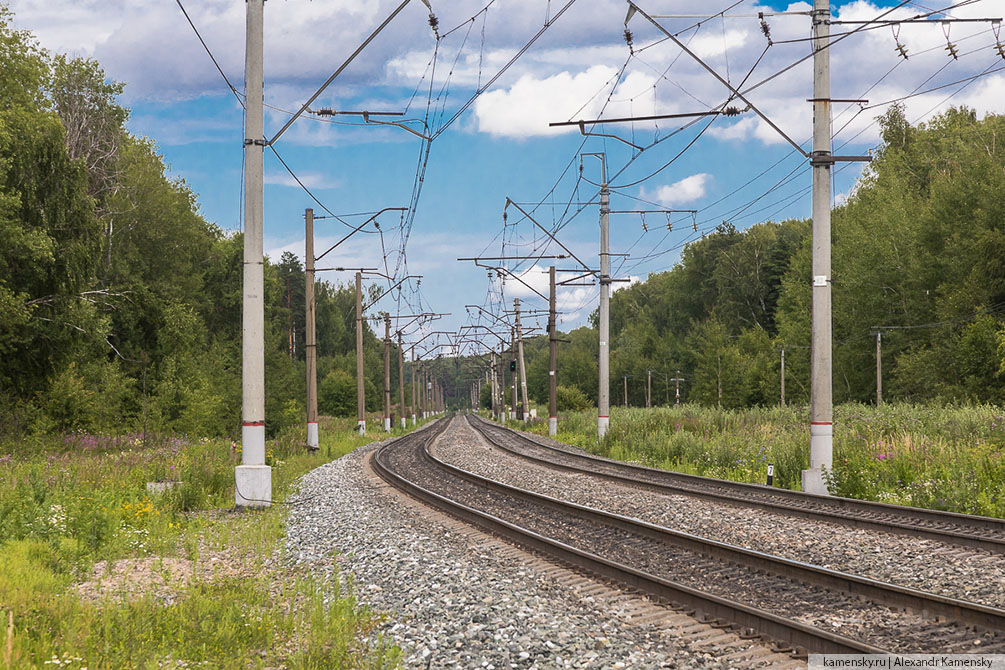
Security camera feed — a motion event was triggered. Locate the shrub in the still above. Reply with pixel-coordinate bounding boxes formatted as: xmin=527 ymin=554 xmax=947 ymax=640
xmin=319 ymin=369 xmax=356 ymax=417
xmin=556 ymin=385 xmax=590 ymax=412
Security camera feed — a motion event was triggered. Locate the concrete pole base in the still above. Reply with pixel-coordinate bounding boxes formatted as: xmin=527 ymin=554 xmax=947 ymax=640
xmin=306 ymin=422 xmax=319 ymax=449
xmin=235 ymin=464 xmax=272 ymax=507
xmin=807 ymin=422 xmax=833 ymax=495
xmin=801 ymin=468 xmax=829 ymax=495
xmin=357 ymin=420 xmax=366 ymax=436
xmin=548 ymin=417 xmax=557 ymax=437
xmin=598 ymin=415 xmax=610 ymax=439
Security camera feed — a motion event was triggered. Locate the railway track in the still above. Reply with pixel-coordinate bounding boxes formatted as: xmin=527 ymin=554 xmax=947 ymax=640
xmin=467 ymin=414 xmax=1005 ymax=554
xmin=373 ymin=416 xmax=1005 ymax=655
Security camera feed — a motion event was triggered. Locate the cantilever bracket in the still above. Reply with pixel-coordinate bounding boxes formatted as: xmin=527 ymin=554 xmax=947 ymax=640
xmin=809 ymin=151 xmax=873 ymax=167
xmin=578 ymin=121 xmax=643 ymax=151
xmin=362 ymin=112 xmax=432 ymax=141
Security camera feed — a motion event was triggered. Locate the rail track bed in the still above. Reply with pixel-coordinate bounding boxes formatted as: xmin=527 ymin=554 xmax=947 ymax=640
xmin=374 ymin=417 xmax=1005 ymax=655
xmin=290 ymin=428 xmax=795 ymax=668
xmin=468 ymin=415 xmax=1005 ymax=554
xmin=441 ymin=419 xmax=1005 ymax=608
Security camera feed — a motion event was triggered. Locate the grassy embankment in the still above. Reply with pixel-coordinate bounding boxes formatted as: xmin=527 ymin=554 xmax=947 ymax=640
xmin=0 ymin=415 xmax=420 ymax=669
xmin=515 ymin=404 xmax=1005 ymax=518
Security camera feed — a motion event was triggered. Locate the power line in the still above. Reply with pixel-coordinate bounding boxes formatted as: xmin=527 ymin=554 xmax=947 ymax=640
xmin=174 ymin=0 xmax=244 ymax=108
xmin=430 ymin=0 xmax=581 ymax=140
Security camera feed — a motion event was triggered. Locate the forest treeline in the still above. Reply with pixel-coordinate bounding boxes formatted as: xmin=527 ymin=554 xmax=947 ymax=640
xmin=471 ymin=104 xmax=1005 ymax=411
xmin=0 ymin=10 xmax=398 ymax=438
xmin=3 ymin=7 xmax=1004 ymax=439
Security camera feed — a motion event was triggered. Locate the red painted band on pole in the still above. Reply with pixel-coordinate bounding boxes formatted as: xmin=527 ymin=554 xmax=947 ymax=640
xmin=810 ymin=421 xmax=833 ymax=425
xmin=242 ymin=421 xmax=265 ymax=427
xmin=307 ymin=421 xmax=318 ymax=425
xmin=598 ymin=415 xmax=609 ymax=419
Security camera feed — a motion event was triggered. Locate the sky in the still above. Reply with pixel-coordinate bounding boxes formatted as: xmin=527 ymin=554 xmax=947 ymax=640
xmin=11 ymin=0 xmax=1005 ymax=355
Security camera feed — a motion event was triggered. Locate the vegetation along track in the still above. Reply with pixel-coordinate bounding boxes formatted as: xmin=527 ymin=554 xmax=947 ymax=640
xmin=467 ymin=415 xmax=1005 ymax=554
xmin=372 ymin=416 xmax=1005 ymax=655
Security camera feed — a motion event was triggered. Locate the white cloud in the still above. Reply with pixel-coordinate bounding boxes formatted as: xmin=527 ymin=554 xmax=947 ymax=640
xmin=472 ymin=65 xmax=665 ymax=139
xmin=15 ymin=0 xmax=1004 ymax=151
xmin=641 ymin=173 xmax=711 ymax=207
xmin=473 ymin=66 xmax=620 ymax=138
xmin=264 ymin=171 xmax=340 ymax=190
xmin=491 ymin=263 xmax=640 ymax=325
xmin=613 ymin=275 xmax=641 ymax=293
xmin=690 ymin=29 xmax=750 ymax=59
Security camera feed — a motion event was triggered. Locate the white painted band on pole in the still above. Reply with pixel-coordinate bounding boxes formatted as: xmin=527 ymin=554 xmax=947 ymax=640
xmin=236 ymin=424 xmax=270 ymax=507
xmin=597 ymin=415 xmax=610 ymax=437
xmin=357 ymin=420 xmax=366 ymax=436
xmin=805 ymin=420 xmax=834 ymax=495
xmin=241 ymin=423 xmax=266 ymax=465
xmin=306 ymin=422 xmax=319 ymax=449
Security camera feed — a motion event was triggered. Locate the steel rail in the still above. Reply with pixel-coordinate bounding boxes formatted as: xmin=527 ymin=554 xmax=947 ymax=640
xmin=468 ymin=415 xmax=1005 ymax=554
xmin=372 ymin=417 xmax=1005 ymax=654
xmin=441 ymin=424 xmax=1005 ymax=634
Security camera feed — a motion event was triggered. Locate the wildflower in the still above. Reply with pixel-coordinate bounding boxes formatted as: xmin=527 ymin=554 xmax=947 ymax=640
xmin=48 ymin=504 xmax=68 ymax=533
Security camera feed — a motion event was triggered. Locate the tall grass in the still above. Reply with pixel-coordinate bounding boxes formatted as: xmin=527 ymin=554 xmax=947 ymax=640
xmin=522 ymin=403 xmax=1005 ymax=518
xmin=0 ymin=414 xmax=417 ymax=669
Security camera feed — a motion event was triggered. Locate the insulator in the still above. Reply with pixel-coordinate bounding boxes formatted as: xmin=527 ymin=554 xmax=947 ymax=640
xmin=941 ymin=22 xmax=958 ymax=60
xmin=895 ymin=42 xmax=909 ymax=60
xmin=723 ymin=106 xmax=740 ymax=117
xmin=759 ymin=13 xmax=772 ymax=44
xmin=666 ymin=222 xmax=672 ymax=232
xmin=316 ymin=107 xmax=336 ymax=116
xmin=428 ymin=13 xmax=439 ymax=33
xmin=624 ymin=28 xmax=634 ymax=48
xmin=996 ymin=42 xmax=1005 ymax=60
xmin=642 ymin=222 xmax=648 ymax=232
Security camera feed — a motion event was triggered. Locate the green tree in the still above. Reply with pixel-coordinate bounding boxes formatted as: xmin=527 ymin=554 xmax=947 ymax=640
xmin=688 ymin=318 xmax=746 ymax=408
xmin=319 ymin=369 xmax=357 ymax=417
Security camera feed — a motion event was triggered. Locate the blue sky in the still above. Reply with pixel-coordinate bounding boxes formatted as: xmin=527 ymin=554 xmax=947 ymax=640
xmin=13 ymin=0 xmax=1005 ymax=351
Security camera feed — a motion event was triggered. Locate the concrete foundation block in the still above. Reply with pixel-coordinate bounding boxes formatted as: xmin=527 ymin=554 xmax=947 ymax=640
xmin=236 ymin=464 xmax=272 ymax=507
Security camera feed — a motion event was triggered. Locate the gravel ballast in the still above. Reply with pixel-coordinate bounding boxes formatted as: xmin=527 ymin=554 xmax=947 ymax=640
xmin=284 ymin=428 xmax=779 ymax=669
xmin=434 ymin=417 xmax=1005 ymax=609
